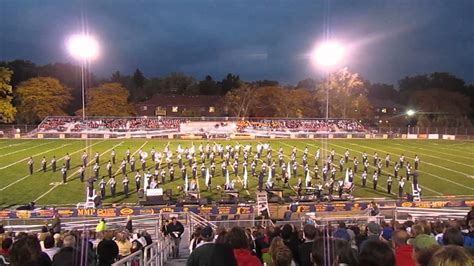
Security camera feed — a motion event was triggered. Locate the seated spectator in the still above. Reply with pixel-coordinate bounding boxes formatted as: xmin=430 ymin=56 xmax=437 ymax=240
xmin=226 ymin=226 xmax=262 ymax=266
xmin=52 ymin=234 xmax=79 ymax=266
xmin=42 ymin=235 xmax=59 ymax=261
xmin=311 ymin=237 xmax=358 ymax=266
xmin=391 ymin=230 xmax=415 ymax=266
xmin=359 ymin=240 xmax=395 ymax=266
xmin=11 ymin=235 xmax=52 ymax=266
xmin=298 ymin=224 xmax=318 ymax=266
xmin=429 ymin=245 xmax=472 ymax=266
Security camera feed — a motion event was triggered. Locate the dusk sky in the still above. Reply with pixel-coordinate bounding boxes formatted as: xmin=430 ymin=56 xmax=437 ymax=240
xmin=0 ymin=0 xmax=473 ymax=86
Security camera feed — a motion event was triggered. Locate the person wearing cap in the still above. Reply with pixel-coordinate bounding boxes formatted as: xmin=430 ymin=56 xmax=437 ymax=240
xmin=360 ymin=222 xmax=382 ymax=251
xmin=167 ymin=217 xmax=185 ymax=259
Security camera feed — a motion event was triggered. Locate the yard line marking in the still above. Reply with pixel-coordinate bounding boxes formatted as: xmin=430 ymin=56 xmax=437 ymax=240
xmin=357 ymin=142 xmax=474 ymax=178
xmin=390 ymin=141 xmax=474 ymax=161
xmin=0 ymin=141 xmax=106 ymax=191
xmin=331 ymin=142 xmax=473 ymax=192
xmin=0 ymin=140 xmax=33 ymax=150
xmin=0 ymin=141 xmax=54 ymax=158
xmin=300 ymin=141 xmax=444 ymax=196
xmin=33 ymin=142 xmax=124 ymax=202
xmin=279 ymin=141 xmax=401 ymax=196
xmin=0 ymin=142 xmax=74 ymax=170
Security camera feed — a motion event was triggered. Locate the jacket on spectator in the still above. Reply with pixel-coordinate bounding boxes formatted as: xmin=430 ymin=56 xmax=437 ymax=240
xmin=233 ymin=249 xmax=262 ymax=266
xmin=298 ymin=241 xmax=314 ymax=266
xmin=52 ymin=247 xmax=80 ymax=266
xmin=97 ymin=239 xmax=119 ymax=266
xmin=395 ymin=245 xmax=415 ymax=266
xmin=167 ymin=221 xmax=185 ymax=239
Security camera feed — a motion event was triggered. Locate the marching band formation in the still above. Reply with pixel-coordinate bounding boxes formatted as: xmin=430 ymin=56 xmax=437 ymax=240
xmin=26 ymin=142 xmax=422 ymax=202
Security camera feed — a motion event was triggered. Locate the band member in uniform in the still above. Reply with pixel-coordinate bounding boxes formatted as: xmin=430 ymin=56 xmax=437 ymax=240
xmin=362 ymin=170 xmax=367 ymax=187
xmin=82 ymin=151 xmax=88 ymax=167
xmin=258 ymin=171 xmax=264 ymax=192
xmin=61 ymin=165 xmax=67 ymax=183
xmin=93 ymin=163 xmax=100 ymax=179
xmin=123 ymin=176 xmax=129 ymax=197
xmin=170 ymin=167 xmax=175 ymax=182
xmin=130 ymin=156 xmax=136 ymax=172
xmin=251 ymin=160 xmax=257 ymax=177
xmin=121 ymin=159 xmax=127 ymax=176
xmin=330 ymin=149 xmax=335 ymax=162
xmin=363 ymin=161 xmax=369 ymax=173
xmin=135 ymin=171 xmax=141 ymax=191
xmin=394 ymin=163 xmax=400 ymax=179
xmin=353 ymin=157 xmax=359 ymax=173
xmin=106 ymin=161 xmax=112 ymax=178
xmin=414 ymin=155 xmax=420 ymax=170
xmin=65 ymin=153 xmax=71 ymax=170
xmin=160 ymin=169 xmax=166 ymax=185
xmin=339 ymin=157 xmax=344 ymax=172
xmin=28 ymin=157 xmax=34 ymax=175
xmin=181 ymin=166 xmax=186 ymax=180
xmin=99 ymin=178 xmax=106 ymax=198
xmin=385 ymin=154 xmax=390 ymax=168
xmin=373 ymin=171 xmax=378 ymax=190
xmin=41 ymin=157 xmax=47 ymax=172
xmin=141 ymin=157 xmax=146 ymax=171
xmin=51 ymin=156 xmax=57 ymax=172
xmin=398 ymin=178 xmax=405 ymax=198
xmin=373 ymin=152 xmax=379 ymax=166
xmin=338 ymin=180 xmax=344 ymax=199
xmin=362 ymin=152 xmax=368 ymax=163
xmin=111 ymin=149 xmax=116 ymax=164
xmin=377 ymin=160 xmax=382 ymax=175
xmin=387 ymin=175 xmax=393 ymax=194
xmin=126 ymin=148 xmax=131 ymax=163
xmin=95 ymin=152 xmax=100 ymax=164
xmin=108 ymin=176 xmax=117 ymax=198
xmin=344 ymin=150 xmax=349 ymax=163
xmin=399 ymin=154 xmax=405 ymax=168
xmin=79 ymin=165 xmax=85 ymax=182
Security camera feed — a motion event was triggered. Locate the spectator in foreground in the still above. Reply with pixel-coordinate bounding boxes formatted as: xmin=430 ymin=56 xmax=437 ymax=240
xmin=429 ymin=245 xmax=472 ymax=266
xmin=227 ymin=226 xmax=262 ymax=266
xmin=359 ymin=240 xmax=395 ymax=266
xmin=187 ymin=226 xmax=236 ymax=266
xmin=311 ymin=237 xmax=358 ymax=266
xmin=391 ymin=230 xmax=415 ymax=266
xmin=0 ymin=237 xmax=12 ymax=262
xmin=42 ymin=235 xmax=59 ymax=261
xmin=271 ymin=244 xmax=293 ymax=266
xmin=52 ymin=234 xmax=79 ymax=266
xmin=298 ymin=224 xmax=318 ymax=266
xmin=114 ymin=231 xmax=132 ymax=258
xmin=442 ymin=227 xmax=464 ymax=246
xmin=360 ymin=222 xmax=382 ymax=250
xmin=11 ymin=235 xmax=51 ymax=266
xmin=97 ymin=231 xmax=119 ymax=266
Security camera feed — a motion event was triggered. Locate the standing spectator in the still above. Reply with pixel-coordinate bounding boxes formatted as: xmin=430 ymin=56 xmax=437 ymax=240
xmin=187 ymin=226 xmax=236 ymax=266
xmin=52 ymin=235 xmax=80 ymax=266
xmin=97 ymin=231 xmax=119 ymax=266
xmin=466 ymin=206 xmax=474 ymax=227
xmin=167 ymin=217 xmax=185 ymax=259
xmin=115 ymin=232 xmax=132 ymax=258
xmin=96 ymin=218 xmax=107 ymax=233
xmin=11 ymin=235 xmax=52 ymax=266
xmin=125 ymin=216 xmax=133 ymax=233
xmin=298 ymin=224 xmax=318 ymax=266
xmin=281 ymin=224 xmax=300 ymax=265
xmin=442 ymin=227 xmax=464 ymax=246
xmin=51 ymin=215 xmax=61 ymax=234
xmin=392 ymin=230 xmax=415 ymax=266
xmin=311 ymin=237 xmax=358 ymax=266
xmin=359 ymin=240 xmax=395 ymax=266
xmin=271 ymin=244 xmax=292 ymax=266
xmin=360 ymin=222 xmax=382 ymax=250
xmin=42 ymin=235 xmax=59 ymax=261
xmin=226 ymin=226 xmax=262 ymax=266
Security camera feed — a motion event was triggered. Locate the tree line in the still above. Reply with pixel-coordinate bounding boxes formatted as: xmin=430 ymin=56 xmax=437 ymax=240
xmin=0 ymin=59 xmax=472 ymax=127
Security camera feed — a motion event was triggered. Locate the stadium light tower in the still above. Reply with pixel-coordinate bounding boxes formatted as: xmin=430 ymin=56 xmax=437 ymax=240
xmin=311 ymin=40 xmax=345 ymax=125
xmin=67 ymin=34 xmax=100 ymax=119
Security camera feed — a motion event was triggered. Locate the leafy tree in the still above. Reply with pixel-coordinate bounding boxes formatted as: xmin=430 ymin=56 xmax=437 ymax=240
xmin=317 ymin=67 xmax=366 ymax=119
xmin=220 ymin=73 xmax=241 ymax=94
xmin=0 ymin=60 xmax=38 ymax=88
xmin=224 ymin=84 xmax=256 ymax=117
xmin=254 ymin=80 xmax=279 ymax=87
xmin=0 ymin=67 xmax=17 ymax=123
xmin=367 ymin=83 xmax=400 ymax=102
xmin=78 ymin=82 xmax=135 ymax=116
xmin=198 ymin=75 xmax=221 ymax=95
xmin=133 ymin=68 xmax=146 ymax=89
xmin=16 ymin=77 xmax=72 ymax=123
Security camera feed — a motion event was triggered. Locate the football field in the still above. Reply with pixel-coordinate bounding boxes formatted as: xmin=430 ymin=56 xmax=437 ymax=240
xmin=0 ymin=139 xmax=473 ymax=207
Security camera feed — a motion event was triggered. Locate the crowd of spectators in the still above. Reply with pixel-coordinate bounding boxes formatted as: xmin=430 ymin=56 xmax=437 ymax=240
xmin=0 ymin=218 xmax=154 ymax=266
xmin=237 ymin=119 xmax=366 ymax=133
xmin=187 ymin=217 xmax=474 ymax=266
xmin=37 ymin=117 xmax=182 ymax=133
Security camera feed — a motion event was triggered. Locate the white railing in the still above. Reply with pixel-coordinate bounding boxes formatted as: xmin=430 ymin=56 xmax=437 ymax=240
xmin=394 ymin=207 xmax=469 ymax=221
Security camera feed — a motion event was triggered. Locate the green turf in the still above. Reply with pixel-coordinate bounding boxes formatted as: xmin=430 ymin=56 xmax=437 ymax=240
xmin=0 ymin=139 xmax=473 ymax=207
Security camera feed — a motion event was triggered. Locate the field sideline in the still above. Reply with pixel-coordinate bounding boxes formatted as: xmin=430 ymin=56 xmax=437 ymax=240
xmin=0 ymin=139 xmax=473 ymax=207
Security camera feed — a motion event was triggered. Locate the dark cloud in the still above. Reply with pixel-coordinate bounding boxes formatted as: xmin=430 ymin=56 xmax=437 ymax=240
xmin=0 ymin=0 xmax=473 ymax=85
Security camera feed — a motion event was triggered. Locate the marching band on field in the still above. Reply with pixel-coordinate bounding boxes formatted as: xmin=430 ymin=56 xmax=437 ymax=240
xmin=26 ymin=142 xmax=421 ymax=201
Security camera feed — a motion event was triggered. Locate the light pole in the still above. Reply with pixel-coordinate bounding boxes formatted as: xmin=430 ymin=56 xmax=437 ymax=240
xmin=67 ymin=34 xmax=99 ymax=120
xmin=311 ymin=41 xmax=345 ymax=157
